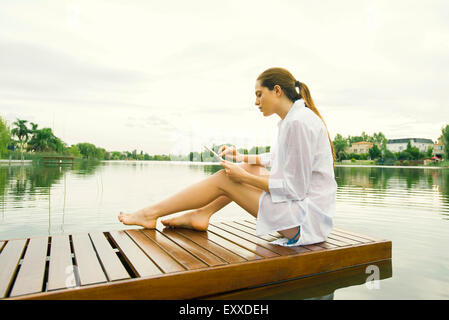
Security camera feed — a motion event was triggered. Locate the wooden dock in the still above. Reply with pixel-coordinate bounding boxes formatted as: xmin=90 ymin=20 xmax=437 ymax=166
xmin=0 ymin=218 xmax=391 ymax=300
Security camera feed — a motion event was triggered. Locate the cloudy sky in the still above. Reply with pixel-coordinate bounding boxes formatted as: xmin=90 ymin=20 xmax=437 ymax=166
xmin=1 ymin=0 xmax=448 ymax=155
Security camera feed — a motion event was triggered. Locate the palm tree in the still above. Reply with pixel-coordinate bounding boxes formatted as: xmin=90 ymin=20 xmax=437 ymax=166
xmin=11 ymin=119 xmax=30 ymax=161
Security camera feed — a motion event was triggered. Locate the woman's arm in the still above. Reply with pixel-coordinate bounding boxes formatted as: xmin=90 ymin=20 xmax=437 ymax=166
xmin=218 ymin=145 xmax=269 ymax=166
xmin=241 ymin=172 xmax=269 ymax=192
xmin=220 ymin=161 xmax=269 ymax=192
xmin=242 ymin=154 xmax=264 ymax=165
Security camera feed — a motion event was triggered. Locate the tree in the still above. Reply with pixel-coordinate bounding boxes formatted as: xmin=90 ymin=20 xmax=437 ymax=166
xmin=347 ymin=135 xmax=363 ymax=145
xmin=396 ymin=151 xmax=412 ymax=160
xmin=11 ymin=119 xmax=30 ymax=161
xmin=382 ymin=149 xmax=396 ymax=165
xmin=111 ymin=151 xmax=122 ymax=160
xmin=28 ymin=122 xmax=39 ymax=146
xmin=368 ymin=144 xmax=381 ymax=159
xmin=361 ymin=131 xmax=371 ymax=142
xmin=359 ymin=153 xmax=369 ymax=160
xmin=67 ymin=145 xmax=82 ymax=158
xmin=333 ymin=134 xmax=348 ymax=161
xmin=373 ymin=132 xmax=388 ymax=150
xmin=0 ymin=116 xmax=11 ymax=158
xmin=426 ymin=146 xmax=434 ymax=158
xmin=405 ymin=141 xmax=421 ymax=160
xmin=442 ymin=124 xmax=449 ymax=160
xmin=95 ymin=147 xmax=106 ymax=160
xmin=76 ymin=143 xmax=97 ymax=159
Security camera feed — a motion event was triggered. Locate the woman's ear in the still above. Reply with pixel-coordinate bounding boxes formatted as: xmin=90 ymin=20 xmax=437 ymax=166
xmin=273 ymin=84 xmax=282 ymax=97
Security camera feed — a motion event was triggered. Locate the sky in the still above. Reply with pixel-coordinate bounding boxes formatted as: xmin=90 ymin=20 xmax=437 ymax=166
xmin=1 ymin=0 xmax=448 ymax=155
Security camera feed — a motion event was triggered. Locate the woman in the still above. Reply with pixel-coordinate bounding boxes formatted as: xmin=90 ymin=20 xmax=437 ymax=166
xmin=118 ymin=67 xmax=337 ymax=246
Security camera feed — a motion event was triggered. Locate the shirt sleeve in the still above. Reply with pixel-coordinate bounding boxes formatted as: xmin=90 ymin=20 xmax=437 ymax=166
xmin=268 ymin=121 xmax=315 ymax=203
xmin=259 ymin=152 xmax=272 ymax=167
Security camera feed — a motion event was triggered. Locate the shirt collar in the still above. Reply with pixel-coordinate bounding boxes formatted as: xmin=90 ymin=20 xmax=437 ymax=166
xmin=277 ymin=99 xmax=305 ymax=127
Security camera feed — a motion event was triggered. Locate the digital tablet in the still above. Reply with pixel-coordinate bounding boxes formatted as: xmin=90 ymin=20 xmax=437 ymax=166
xmin=203 ymin=145 xmax=225 ymax=162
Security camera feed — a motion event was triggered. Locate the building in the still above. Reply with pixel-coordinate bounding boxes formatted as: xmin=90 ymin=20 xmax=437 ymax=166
xmin=386 ymin=138 xmax=434 ymax=153
xmin=433 ymin=136 xmax=444 ymax=158
xmin=347 ymin=141 xmax=374 ymax=154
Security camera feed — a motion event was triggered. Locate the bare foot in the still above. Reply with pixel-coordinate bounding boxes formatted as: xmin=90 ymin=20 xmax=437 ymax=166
xmin=161 ymin=209 xmax=211 ymax=231
xmin=118 ymin=210 xmax=157 ymax=229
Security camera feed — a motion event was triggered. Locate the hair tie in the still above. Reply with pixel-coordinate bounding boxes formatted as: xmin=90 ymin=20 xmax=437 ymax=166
xmin=295 ymin=80 xmax=301 ymax=89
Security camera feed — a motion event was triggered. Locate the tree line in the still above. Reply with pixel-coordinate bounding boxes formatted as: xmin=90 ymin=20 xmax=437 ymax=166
xmin=1 ymin=116 xmax=448 ymax=164
xmin=333 ymin=129 xmax=449 ymax=164
xmin=0 ymin=117 xmax=270 ymax=161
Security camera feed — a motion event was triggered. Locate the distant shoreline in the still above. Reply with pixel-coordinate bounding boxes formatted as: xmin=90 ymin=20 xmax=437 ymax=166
xmin=0 ymin=160 xmax=33 ymax=164
xmin=103 ymin=160 xmax=448 ymax=169
xmin=1 ymin=159 xmax=447 ymax=169
xmin=334 ymin=164 xmax=444 ymax=169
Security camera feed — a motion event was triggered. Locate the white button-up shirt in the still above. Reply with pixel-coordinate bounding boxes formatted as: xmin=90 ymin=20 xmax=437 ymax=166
xmin=256 ymin=99 xmax=337 ymax=246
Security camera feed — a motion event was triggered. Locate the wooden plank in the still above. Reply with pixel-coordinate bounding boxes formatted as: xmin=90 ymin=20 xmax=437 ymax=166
xmin=314 ymin=241 xmax=338 ymax=249
xmin=10 ymin=237 xmax=48 ymax=297
xmin=0 ymin=239 xmax=27 ymax=298
xmin=212 ymin=222 xmax=309 ymax=255
xmin=225 ymin=221 xmax=278 ymax=242
xmin=141 ymin=229 xmax=207 ymax=270
xmin=174 ymin=229 xmax=247 ymax=264
xmin=72 ymin=234 xmax=107 ymax=286
xmin=238 ymin=220 xmax=334 ymax=251
xmin=240 ymin=220 xmax=349 ymax=249
xmin=126 ymin=230 xmax=185 ymax=273
xmin=47 ymin=235 xmax=74 ymax=291
xmin=233 ymin=220 xmax=326 ymax=251
xmin=192 ymin=229 xmax=264 ymax=261
xmin=239 ymin=219 xmax=283 ymax=238
xmin=322 ymin=236 xmax=350 ymax=247
xmin=89 ymin=232 xmax=130 ymax=282
xmin=17 ymin=240 xmax=392 ymax=300
xmin=240 ymin=219 xmax=305 ymax=240
xmin=333 ymin=228 xmax=381 ymax=242
xmin=328 ymin=233 xmax=363 ymax=246
xmin=109 ymin=230 xmax=162 ymax=278
xmin=207 ymin=225 xmax=279 ymax=258
xmin=158 ymin=227 xmax=227 ymax=267
xmin=225 ymin=221 xmax=320 ymax=252
xmin=330 ymin=230 xmax=374 ymax=243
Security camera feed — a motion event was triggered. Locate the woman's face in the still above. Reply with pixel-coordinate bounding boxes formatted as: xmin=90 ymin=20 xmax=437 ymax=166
xmin=254 ymin=80 xmax=278 ymax=117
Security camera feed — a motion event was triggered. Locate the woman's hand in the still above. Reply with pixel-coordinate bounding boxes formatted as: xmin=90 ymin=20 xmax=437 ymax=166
xmin=218 ymin=145 xmax=243 ymax=162
xmin=220 ymin=161 xmax=249 ymax=183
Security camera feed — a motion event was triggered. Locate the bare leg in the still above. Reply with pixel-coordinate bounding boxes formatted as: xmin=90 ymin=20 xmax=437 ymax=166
xmin=161 ymin=163 xmax=269 ymax=230
xmin=161 ymin=195 xmax=231 ymax=231
xmin=118 ymin=169 xmax=264 ymax=229
xmin=161 ymin=163 xmax=301 ymax=241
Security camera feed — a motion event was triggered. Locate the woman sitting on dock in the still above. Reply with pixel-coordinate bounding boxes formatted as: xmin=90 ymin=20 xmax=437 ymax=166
xmin=119 ymin=67 xmax=337 ymax=246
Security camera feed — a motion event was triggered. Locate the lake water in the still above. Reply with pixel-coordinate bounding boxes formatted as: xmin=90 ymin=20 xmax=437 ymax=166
xmin=0 ymin=161 xmax=448 ymax=299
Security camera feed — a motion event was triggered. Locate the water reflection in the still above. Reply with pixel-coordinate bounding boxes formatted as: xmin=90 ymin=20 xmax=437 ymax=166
xmin=334 ymin=166 xmax=438 ymax=190
xmin=335 ymin=167 xmax=449 ymax=211
xmin=0 ymin=160 xmax=103 ymax=200
xmin=205 ymin=260 xmax=392 ymax=300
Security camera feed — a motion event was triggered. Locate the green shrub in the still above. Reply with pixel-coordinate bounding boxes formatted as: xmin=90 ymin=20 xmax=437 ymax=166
xmin=394 ymin=161 xmax=401 ymax=166
xmin=402 ymin=160 xmax=409 ymax=166
xmin=351 ymin=158 xmax=356 ymax=163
